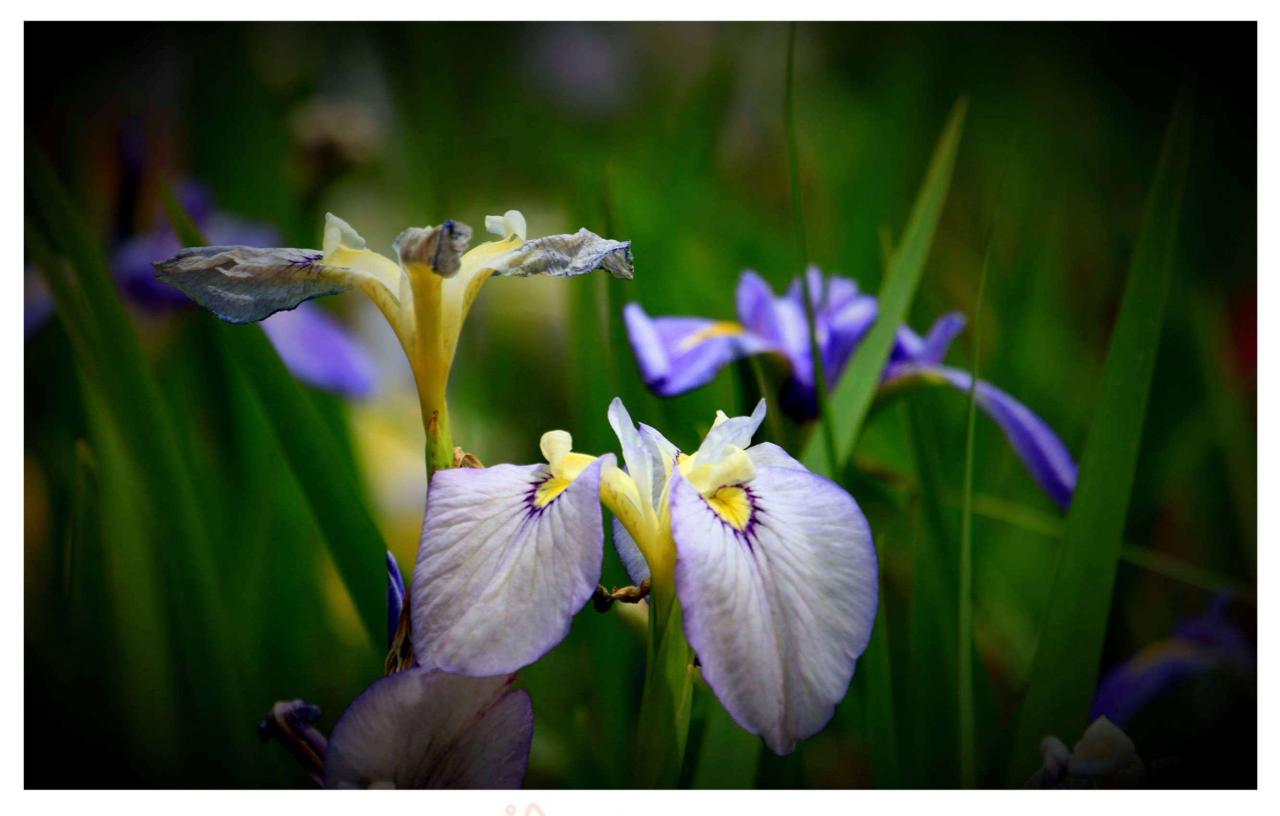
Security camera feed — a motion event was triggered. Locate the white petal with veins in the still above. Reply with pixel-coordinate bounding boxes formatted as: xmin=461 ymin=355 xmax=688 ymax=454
xmin=670 ymin=463 xmax=878 ymax=754
xmin=412 ymin=457 xmax=608 ymax=675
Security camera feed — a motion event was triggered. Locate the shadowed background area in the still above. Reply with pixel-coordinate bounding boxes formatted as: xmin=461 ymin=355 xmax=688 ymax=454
xmin=25 ymin=22 xmax=1255 ymax=788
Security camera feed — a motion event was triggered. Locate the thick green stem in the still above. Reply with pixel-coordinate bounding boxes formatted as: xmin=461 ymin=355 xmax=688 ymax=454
xmin=422 ymin=394 xmax=454 ymax=478
xmin=633 ymin=596 xmax=695 ymax=788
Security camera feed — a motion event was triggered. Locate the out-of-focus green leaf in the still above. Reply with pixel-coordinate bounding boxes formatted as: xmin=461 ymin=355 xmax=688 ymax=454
xmin=802 ymin=98 xmax=967 ymax=474
xmin=26 ymin=146 xmax=246 ymax=775
xmin=690 ymin=691 xmax=761 ymax=789
xmin=854 ymin=603 xmax=902 ymax=787
xmin=902 ymin=397 xmax=961 ymax=786
xmin=160 ymin=183 xmax=387 ymax=647
xmin=962 ymin=492 xmax=1254 ymax=602
xmin=1007 ymin=90 xmax=1193 ymax=784
xmin=957 ymin=243 xmax=991 ymax=788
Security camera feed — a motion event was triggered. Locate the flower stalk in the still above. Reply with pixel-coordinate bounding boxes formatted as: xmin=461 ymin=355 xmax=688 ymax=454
xmin=634 ymin=597 xmax=696 ymax=788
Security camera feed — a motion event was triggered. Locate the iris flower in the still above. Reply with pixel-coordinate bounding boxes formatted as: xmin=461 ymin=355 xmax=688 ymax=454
xmin=412 ymin=397 xmax=878 ymax=755
xmin=261 ymin=672 xmax=533 ymax=789
xmin=624 ymin=267 xmax=1078 ymax=509
xmin=154 ymin=208 xmax=633 ymax=469
xmin=26 ymin=182 xmax=378 ymax=398
xmin=1092 ymin=595 xmax=1254 ymax=728
xmin=259 ymin=556 xmax=533 ymax=789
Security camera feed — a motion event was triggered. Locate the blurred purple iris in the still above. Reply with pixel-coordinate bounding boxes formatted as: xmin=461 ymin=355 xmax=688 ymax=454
xmin=26 ymin=182 xmax=377 ymax=399
xmin=624 ymin=267 xmax=1078 ymax=509
xmin=1092 ymin=595 xmax=1254 ymax=728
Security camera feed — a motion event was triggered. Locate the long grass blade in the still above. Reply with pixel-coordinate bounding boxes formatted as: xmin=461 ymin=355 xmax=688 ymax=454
xmin=958 ymin=244 xmax=991 ymax=788
xmin=25 ymin=143 xmax=245 ymax=774
xmin=960 ymin=493 xmax=1254 ymax=602
xmin=1006 ymin=89 xmax=1194 ymax=783
xmin=802 ymin=98 xmax=967 ymax=472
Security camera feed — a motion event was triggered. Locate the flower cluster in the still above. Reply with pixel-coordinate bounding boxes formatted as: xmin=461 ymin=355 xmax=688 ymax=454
xmin=412 ymin=397 xmax=878 ymax=755
xmin=625 ymin=267 xmax=1078 ymax=509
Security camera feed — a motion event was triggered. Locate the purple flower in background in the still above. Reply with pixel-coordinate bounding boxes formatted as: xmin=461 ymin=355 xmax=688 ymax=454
xmin=624 ymin=267 xmax=1078 ymax=509
xmin=26 ymin=182 xmax=377 ymax=399
xmin=1091 ymin=595 xmax=1254 ymax=728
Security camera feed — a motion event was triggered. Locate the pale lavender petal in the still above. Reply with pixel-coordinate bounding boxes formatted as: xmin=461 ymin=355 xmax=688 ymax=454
xmin=612 ymin=516 xmax=651 ymax=585
xmin=891 ymin=364 xmax=1078 ymax=509
xmin=386 ymin=551 xmax=406 ymax=649
xmin=744 ymin=441 xmax=806 ymax=471
xmin=324 ymin=669 xmax=532 ymax=789
xmin=670 ymin=465 xmax=878 ymax=755
xmin=260 ymin=302 xmax=378 ymax=398
xmin=693 ymin=399 xmax=766 ymax=465
xmin=412 ymin=457 xmax=607 ymax=675
xmin=608 ymin=397 xmax=665 ymax=512
xmin=623 ymin=302 xmax=773 ymax=396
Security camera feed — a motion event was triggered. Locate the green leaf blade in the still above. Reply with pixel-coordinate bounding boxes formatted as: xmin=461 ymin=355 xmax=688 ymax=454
xmin=802 ymin=97 xmax=968 ymax=474
xmin=1006 ymin=89 xmax=1194 ymax=784
xmin=160 ymin=183 xmax=387 ymax=646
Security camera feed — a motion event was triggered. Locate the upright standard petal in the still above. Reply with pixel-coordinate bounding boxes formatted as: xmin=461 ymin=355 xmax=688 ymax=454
xmin=603 ymin=399 xmax=684 ymax=585
xmin=623 ymin=302 xmax=773 ymax=396
xmin=693 ymin=399 xmax=767 ymax=465
xmin=325 ymin=669 xmax=532 ymax=789
xmin=412 ymin=450 xmax=608 ymax=675
xmin=670 ymin=462 xmax=878 ymax=754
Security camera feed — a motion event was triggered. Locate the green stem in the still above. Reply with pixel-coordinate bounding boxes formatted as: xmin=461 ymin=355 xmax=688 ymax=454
xmin=633 ymin=597 xmax=696 ymax=788
xmin=958 ymin=246 xmax=989 ymax=788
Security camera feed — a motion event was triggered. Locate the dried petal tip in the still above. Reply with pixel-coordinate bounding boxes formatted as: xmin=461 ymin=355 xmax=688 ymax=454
xmin=394 ymin=220 xmax=474 ymax=277
xmin=495 ymin=229 xmax=634 ymax=280
xmin=153 ymin=246 xmax=339 ymax=324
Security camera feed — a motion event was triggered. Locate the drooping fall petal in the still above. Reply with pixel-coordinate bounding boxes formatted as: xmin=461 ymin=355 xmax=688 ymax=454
xmin=324 ymin=669 xmax=532 ymax=789
xmin=412 ymin=456 xmax=608 ymax=675
xmin=669 ymin=453 xmax=878 ymax=755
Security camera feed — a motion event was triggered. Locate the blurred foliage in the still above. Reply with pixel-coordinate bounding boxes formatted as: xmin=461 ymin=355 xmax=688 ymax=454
xmin=25 ymin=22 xmax=1255 ymax=788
